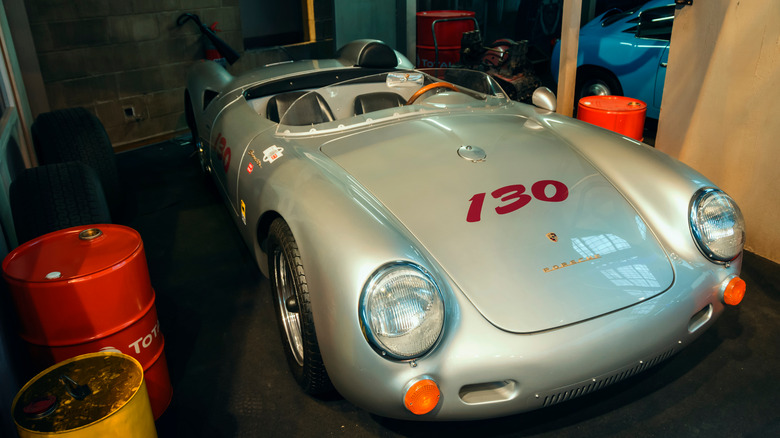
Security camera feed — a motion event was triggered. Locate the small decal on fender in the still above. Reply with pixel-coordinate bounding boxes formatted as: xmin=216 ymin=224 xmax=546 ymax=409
xmin=263 ymin=145 xmax=284 ymax=164
xmin=240 ymin=200 xmax=246 ymax=225
xmin=247 ymin=149 xmax=263 ymax=168
xmin=247 ymin=163 xmax=254 ymax=174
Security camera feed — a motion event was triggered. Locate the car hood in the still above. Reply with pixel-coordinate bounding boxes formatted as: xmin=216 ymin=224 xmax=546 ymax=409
xmin=321 ymin=112 xmax=674 ymax=333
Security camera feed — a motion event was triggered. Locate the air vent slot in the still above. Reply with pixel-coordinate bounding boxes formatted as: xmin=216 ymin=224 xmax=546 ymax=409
xmin=459 ymin=380 xmax=518 ymax=405
xmin=688 ymin=304 xmax=712 ymax=333
xmin=542 ymin=349 xmax=675 ymax=407
xmin=203 ymin=90 xmax=219 ymax=110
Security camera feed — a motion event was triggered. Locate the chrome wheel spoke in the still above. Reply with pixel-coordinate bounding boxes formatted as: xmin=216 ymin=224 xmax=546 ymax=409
xmin=275 ymin=251 xmax=304 ymax=366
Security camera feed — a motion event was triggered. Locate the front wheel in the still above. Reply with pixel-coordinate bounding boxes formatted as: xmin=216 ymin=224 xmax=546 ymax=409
xmin=267 ymin=218 xmax=332 ymax=394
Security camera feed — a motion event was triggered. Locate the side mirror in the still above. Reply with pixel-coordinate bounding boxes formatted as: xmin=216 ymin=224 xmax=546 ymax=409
xmin=532 ymin=87 xmax=557 ymax=112
xmin=636 ymin=6 xmax=675 ymax=41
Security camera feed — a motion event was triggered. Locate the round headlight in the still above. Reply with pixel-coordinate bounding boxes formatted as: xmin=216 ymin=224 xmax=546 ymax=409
xmin=360 ymin=262 xmax=444 ymax=360
xmin=690 ymin=188 xmax=745 ymax=262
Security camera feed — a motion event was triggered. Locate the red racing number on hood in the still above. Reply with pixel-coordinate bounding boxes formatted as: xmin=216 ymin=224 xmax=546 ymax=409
xmin=467 ymin=180 xmax=568 ymax=223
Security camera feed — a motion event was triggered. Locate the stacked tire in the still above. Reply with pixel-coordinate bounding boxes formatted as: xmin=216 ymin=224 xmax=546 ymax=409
xmin=10 ymin=108 xmax=118 ymax=244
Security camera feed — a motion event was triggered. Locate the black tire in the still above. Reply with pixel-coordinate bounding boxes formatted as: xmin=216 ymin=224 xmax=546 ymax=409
xmin=184 ymin=91 xmax=209 ymax=174
xmin=267 ymin=218 xmax=332 ymax=394
xmin=10 ymin=162 xmax=111 ymax=245
xmin=575 ymin=67 xmax=623 ymax=102
xmin=31 ymin=107 xmax=122 ymax=217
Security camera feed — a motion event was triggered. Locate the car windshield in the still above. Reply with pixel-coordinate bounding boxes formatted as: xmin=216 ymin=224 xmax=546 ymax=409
xmin=275 ymin=68 xmax=510 ymax=136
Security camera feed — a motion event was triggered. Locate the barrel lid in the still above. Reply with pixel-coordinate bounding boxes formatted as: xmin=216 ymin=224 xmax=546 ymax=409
xmin=416 ymin=10 xmax=476 ymax=18
xmin=12 ymin=352 xmax=144 ymax=432
xmin=2 ymin=225 xmax=142 ymax=283
xmin=578 ymin=95 xmax=647 ymax=112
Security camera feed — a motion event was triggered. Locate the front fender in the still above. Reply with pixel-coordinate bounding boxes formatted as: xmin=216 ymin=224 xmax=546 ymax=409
xmin=535 ymin=112 xmax=734 ymax=271
xmin=241 ymin=141 xmax=460 ymax=402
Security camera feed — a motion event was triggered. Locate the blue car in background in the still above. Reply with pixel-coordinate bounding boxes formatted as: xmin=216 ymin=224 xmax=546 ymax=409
xmin=551 ymin=0 xmax=676 ymax=119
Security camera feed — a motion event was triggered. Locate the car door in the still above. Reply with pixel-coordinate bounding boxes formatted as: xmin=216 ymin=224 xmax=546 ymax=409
xmin=654 ymin=45 xmax=670 ymax=110
xmin=209 ymin=98 xmax=279 ymax=218
xmin=636 ymin=5 xmax=675 ymax=116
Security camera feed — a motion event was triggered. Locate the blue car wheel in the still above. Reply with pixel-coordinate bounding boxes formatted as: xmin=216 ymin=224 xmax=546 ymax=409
xmin=576 ymin=67 xmax=623 ymax=102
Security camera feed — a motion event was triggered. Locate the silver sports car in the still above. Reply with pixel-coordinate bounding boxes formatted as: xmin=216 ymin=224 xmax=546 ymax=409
xmin=184 ymin=39 xmax=746 ymax=420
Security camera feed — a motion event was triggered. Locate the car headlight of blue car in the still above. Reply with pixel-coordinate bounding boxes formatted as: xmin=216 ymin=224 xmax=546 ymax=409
xmin=690 ymin=188 xmax=745 ymax=263
xmin=360 ymin=262 xmax=445 ymax=360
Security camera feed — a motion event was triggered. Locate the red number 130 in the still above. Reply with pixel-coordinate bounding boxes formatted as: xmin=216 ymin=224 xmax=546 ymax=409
xmin=466 ymin=180 xmax=568 ymax=223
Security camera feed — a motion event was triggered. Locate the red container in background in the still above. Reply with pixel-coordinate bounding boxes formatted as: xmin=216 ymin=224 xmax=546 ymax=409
xmin=2 ymin=225 xmax=172 ymax=420
xmin=577 ymin=95 xmax=647 ymax=141
xmin=416 ymin=10 xmax=476 ymax=68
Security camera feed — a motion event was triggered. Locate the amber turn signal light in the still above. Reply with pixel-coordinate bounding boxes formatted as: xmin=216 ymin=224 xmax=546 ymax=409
xmin=404 ymin=379 xmax=440 ymax=415
xmin=722 ymin=276 xmax=746 ymax=306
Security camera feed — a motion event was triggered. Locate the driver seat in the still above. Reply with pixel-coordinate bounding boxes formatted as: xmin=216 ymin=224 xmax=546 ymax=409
xmin=353 ymin=92 xmax=405 ymax=115
xmin=267 ymin=91 xmax=335 ymax=125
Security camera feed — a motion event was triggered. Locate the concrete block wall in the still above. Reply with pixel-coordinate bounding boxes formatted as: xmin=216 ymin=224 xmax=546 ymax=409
xmin=24 ymin=0 xmax=338 ymax=149
xmin=26 ymin=0 xmax=245 ymax=148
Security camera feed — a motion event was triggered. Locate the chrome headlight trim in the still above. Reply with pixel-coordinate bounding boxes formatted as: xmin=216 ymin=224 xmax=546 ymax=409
xmin=689 ymin=187 xmax=745 ymax=263
xmin=359 ymin=262 xmax=445 ymax=361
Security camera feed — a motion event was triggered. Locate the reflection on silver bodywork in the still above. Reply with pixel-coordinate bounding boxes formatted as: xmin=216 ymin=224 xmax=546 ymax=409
xmin=600 ymin=264 xmax=661 ymax=288
xmin=572 ymin=233 xmax=631 ymax=258
xmin=572 ymin=232 xmax=661 ymax=292
xmin=635 ymin=216 xmax=647 ymax=240
xmin=424 ymin=118 xmax=453 ymax=132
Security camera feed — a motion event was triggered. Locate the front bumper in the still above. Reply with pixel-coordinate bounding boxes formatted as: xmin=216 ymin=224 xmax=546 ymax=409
xmin=323 ymin=260 xmax=737 ymax=420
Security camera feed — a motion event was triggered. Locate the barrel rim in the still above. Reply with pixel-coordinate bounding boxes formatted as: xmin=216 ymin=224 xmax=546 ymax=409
xmin=2 ymin=224 xmax=143 ymax=283
xmin=416 ymin=10 xmax=477 ymax=18
xmin=12 ymin=352 xmax=147 ymax=433
xmin=578 ymin=95 xmax=648 ymax=112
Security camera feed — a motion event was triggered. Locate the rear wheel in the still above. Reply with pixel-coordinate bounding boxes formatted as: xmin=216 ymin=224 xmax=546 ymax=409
xmin=267 ymin=218 xmax=332 ymax=394
xmin=576 ymin=68 xmax=623 ymax=101
xmin=185 ymin=91 xmax=209 ymax=174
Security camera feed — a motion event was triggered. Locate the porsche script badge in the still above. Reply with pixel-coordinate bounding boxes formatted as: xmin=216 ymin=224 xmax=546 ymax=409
xmin=543 ymin=254 xmax=601 ymax=273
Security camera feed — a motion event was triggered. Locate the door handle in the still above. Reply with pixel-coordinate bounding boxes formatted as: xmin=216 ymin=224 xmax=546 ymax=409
xmin=660 ymin=62 xmax=668 ymax=67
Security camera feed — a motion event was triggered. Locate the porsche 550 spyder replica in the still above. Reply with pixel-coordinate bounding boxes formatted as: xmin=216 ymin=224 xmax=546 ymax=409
xmin=184 ymin=39 xmax=746 ymax=420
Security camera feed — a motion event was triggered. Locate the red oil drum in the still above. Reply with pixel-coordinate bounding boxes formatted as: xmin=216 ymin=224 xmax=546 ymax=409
xmin=2 ymin=225 xmax=172 ymax=420
xmin=577 ymin=95 xmax=647 ymax=141
xmin=416 ymin=10 xmax=476 ymax=68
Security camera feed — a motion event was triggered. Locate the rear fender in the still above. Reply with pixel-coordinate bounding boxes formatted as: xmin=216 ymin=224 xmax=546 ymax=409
xmin=186 ymin=61 xmax=234 ymax=117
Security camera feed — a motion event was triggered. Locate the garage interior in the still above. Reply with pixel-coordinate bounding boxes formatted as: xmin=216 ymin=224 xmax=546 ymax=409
xmin=0 ymin=0 xmax=778 ymax=436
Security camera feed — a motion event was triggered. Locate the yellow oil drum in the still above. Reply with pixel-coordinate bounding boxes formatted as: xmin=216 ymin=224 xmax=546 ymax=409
xmin=12 ymin=352 xmax=157 ymax=438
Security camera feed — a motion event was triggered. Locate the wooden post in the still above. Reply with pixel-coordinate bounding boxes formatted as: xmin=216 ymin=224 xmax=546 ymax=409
xmin=302 ymin=0 xmax=316 ymax=42
xmin=556 ymin=0 xmax=582 ymax=117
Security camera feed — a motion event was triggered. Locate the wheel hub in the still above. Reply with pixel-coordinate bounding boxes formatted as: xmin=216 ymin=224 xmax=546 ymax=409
xmin=285 ymin=296 xmax=299 ymax=313
xmin=586 ymin=82 xmax=611 ymax=97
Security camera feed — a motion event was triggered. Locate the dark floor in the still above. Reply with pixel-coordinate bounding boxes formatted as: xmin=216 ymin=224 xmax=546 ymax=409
xmin=116 ymin=140 xmax=779 ymax=438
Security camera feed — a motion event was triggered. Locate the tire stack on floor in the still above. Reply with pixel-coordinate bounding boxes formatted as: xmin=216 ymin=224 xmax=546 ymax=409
xmin=10 ymin=108 xmax=119 ymax=244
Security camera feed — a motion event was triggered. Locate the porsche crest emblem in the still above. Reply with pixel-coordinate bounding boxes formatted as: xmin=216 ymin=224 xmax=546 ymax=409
xmin=546 ymin=232 xmax=558 ymax=242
